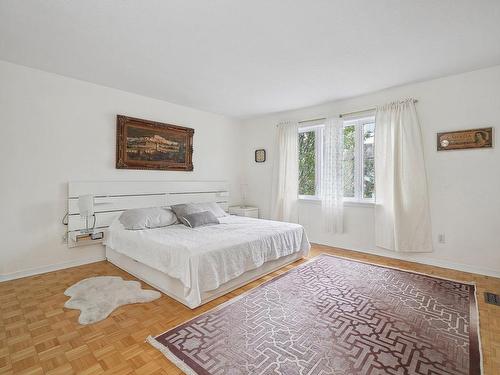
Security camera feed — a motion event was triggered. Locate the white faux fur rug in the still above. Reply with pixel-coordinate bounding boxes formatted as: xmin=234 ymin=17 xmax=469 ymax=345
xmin=64 ymin=276 xmax=161 ymax=325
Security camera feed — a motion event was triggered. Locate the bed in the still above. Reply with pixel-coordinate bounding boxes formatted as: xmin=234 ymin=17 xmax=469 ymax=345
xmin=67 ymin=180 xmax=310 ymax=308
xmin=104 ymin=215 xmax=310 ymax=308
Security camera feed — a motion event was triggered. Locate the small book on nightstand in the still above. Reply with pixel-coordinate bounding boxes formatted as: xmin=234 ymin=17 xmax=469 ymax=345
xmin=228 ymin=206 xmax=259 ymax=218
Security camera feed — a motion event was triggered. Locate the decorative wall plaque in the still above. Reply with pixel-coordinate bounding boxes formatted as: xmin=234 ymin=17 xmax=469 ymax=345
xmin=437 ymin=127 xmax=492 ymax=151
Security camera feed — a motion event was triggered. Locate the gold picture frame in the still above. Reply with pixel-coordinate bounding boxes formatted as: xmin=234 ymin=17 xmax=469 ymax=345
xmin=116 ymin=115 xmax=194 ymax=171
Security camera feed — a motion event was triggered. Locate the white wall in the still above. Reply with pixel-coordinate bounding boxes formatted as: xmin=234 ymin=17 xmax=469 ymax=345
xmin=0 ymin=61 xmax=243 ymax=278
xmin=241 ymin=65 xmax=500 ymax=277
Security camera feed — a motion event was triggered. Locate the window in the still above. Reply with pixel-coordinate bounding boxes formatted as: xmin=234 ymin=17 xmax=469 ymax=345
xmin=298 ymin=125 xmax=322 ymax=197
xmin=298 ymin=115 xmax=375 ymax=202
xmin=362 ymin=122 xmax=375 ymax=199
xmin=343 ymin=116 xmax=375 ymax=201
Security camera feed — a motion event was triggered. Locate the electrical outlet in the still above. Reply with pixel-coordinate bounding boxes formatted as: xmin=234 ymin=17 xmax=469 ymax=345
xmin=438 ymin=233 xmax=446 ymax=244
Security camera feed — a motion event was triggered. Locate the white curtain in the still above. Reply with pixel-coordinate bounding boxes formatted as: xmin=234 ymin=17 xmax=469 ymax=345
xmin=321 ymin=117 xmax=344 ymax=233
xmin=375 ymin=98 xmax=432 ymax=252
xmin=270 ymin=121 xmax=299 ymax=222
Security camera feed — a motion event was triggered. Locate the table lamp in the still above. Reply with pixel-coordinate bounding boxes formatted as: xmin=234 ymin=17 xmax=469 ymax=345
xmin=78 ymin=194 xmax=95 ymax=233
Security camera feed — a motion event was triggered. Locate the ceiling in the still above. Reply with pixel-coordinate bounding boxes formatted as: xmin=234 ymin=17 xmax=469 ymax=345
xmin=1 ymin=1 xmax=500 ymax=118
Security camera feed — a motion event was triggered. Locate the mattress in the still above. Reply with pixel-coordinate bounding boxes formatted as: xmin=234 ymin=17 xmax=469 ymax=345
xmin=105 ymin=215 xmax=310 ymax=307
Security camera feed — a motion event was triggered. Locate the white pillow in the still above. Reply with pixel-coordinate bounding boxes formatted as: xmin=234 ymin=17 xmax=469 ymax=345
xmin=118 ymin=207 xmax=177 ymax=230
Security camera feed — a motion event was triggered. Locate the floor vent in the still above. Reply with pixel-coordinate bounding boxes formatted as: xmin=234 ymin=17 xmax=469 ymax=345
xmin=484 ymin=292 xmax=500 ymax=306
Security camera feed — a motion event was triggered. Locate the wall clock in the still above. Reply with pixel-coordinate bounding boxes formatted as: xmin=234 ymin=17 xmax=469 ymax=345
xmin=255 ymin=149 xmax=266 ymax=163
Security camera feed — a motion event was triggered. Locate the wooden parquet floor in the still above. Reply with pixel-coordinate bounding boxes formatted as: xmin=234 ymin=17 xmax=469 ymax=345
xmin=1 ymin=244 xmax=499 ymax=374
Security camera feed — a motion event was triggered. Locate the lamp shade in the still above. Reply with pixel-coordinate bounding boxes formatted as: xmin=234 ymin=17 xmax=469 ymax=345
xmin=78 ymin=194 xmax=95 ymax=218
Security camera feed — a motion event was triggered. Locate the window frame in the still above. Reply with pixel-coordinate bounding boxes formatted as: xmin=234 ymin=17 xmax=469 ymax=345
xmin=297 ymin=115 xmax=375 ymax=204
xmin=342 ymin=115 xmax=375 ymax=203
xmin=298 ymin=124 xmax=323 ymax=200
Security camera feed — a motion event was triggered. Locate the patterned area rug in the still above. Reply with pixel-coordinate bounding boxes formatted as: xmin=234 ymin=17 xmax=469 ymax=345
xmin=148 ymin=254 xmax=481 ymax=375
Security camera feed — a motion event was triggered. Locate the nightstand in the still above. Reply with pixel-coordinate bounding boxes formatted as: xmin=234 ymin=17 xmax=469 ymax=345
xmin=228 ymin=206 xmax=259 ymax=218
xmin=68 ymin=230 xmax=106 ymax=248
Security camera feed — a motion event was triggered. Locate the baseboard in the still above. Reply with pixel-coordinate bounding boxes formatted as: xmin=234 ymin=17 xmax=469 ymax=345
xmin=313 ymin=242 xmax=500 ymax=278
xmin=0 ymin=255 xmax=106 ymax=282
xmin=2 ymin=243 xmax=498 ymax=283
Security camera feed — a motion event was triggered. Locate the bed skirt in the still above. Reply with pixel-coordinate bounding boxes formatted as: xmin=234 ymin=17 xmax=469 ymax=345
xmin=105 ymin=246 xmax=307 ymax=308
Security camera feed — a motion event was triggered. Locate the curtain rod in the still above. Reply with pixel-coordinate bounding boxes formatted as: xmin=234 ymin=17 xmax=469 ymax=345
xmin=298 ymin=117 xmax=326 ymax=124
xmin=296 ymin=99 xmax=419 ymax=123
xmin=339 ymin=107 xmax=376 ymax=118
xmin=339 ymin=99 xmax=418 ymax=118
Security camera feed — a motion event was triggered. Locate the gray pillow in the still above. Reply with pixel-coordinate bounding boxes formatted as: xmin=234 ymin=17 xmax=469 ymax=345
xmin=119 ymin=207 xmax=177 ymax=230
xmin=182 ymin=211 xmax=220 ymax=228
xmin=171 ymin=202 xmax=227 ymax=225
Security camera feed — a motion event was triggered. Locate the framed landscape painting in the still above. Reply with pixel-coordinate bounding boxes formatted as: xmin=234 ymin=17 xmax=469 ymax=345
xmin=116 ymin=115 xmax=194 ymax=171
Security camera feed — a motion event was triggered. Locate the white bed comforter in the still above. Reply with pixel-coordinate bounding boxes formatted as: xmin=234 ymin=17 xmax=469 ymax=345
xmin=105 ymin=215 xmax=310 ymax=307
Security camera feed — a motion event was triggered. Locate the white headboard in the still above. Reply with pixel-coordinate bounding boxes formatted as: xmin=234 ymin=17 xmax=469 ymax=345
xmin=67 ymin=180 xmax=229 ymax=243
